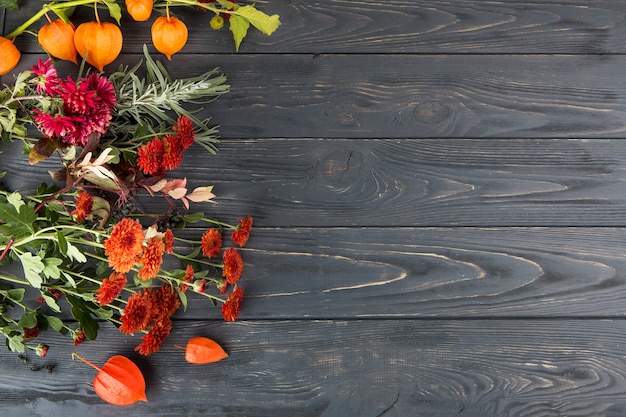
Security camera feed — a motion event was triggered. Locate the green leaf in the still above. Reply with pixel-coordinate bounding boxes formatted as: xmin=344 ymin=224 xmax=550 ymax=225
xmin=0 ymin=0 xmax=21 ymax=12
xmin=18 ymin=311 xmax=37 ymax=329
xmin=60 ymin=270 xmax=77 ymax=288
xmin=20 ymin=252 xmax=44 ymax=288
xmin=42 ymin=294 xmax=61 ymax=313
xmin=65 ymin=241 xmax=87 ymax=263
xmin=229 ymin=15 xmax=250 ymax=52
xmin=5 ymin=288 xmax=25 ymax=302
xmin=0 ymin=198 xmax=36 ymax=238
xmin=57 ymin=231 xmax=68 ymax=255
xmin=183 ymin=212 xmax=204 ymax=223
xmin=177 ymin=288 xmax=188 ymax=312
xmin=6 ymin=192 xmax=24 ymax=210
xmin=43 ymin=258 xmax=62 ymax=280
xmin=6 ymin=335 xmax=25 ymax=353
xmin=67 ymin=296 xmax=99 ymax=340
xmin=234 ymin=5 xmax=280 ymax=36
xmin=46 ymin=315 xmax=64 ymax=332
xmin=104 ymin=0 xmax=122 ymax=24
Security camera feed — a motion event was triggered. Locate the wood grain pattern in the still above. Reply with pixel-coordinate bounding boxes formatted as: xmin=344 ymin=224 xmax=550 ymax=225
xmin=6 ymin=53 xmax=626 ymax=139
xmin=3 ymin=138 xmax=626 ymax=226
xmin=2 ymin=320 xmax=626 ymax=417
xmin=5 ymin=1 xmax=626 ymax=54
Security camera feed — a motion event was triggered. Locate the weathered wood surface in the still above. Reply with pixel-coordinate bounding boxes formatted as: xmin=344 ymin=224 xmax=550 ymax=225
xmin=4 ymin=0 xmax=626 ymax=416
xmin=2 ymin=320 xmax=626 ymax=417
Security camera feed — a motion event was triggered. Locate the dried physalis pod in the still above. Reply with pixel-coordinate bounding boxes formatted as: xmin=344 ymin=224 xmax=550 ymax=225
xmin=180 ymin=336 xmax=228 ymax=364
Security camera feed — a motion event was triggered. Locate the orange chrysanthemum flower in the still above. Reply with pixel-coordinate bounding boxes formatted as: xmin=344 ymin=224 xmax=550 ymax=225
xmin=155 ymin=284 xmax=181 ymax=317
xmin=221 ymin=286 xmax=244 ymax=322
xmin=201 ymin=228 xmax=222 ymax=258
xmin=135 ymin=316 xmax=173 ymax=356
xmin=71 ymin=190 xmax=94 ymax=222
xmin=95 ymin=271 xmax=127 ymax=306
xmin=163 ymin=228 xmax=175 ymax=254
xmin=138 ymin=237 xmax=165 ymax=281
xmin=137 ymin=137 xmax=164 ymax=176
xmin=180 ymin=264 xmax=194 ymax=292
xmin=104 ymin=218 xmax=145 ymax=273
xmin=222 ymin=247 xmax=243 ymax=285
xmin=119 ymin=290 xmax=157 ymax=334
xmin=173 ymin=115 xmax=194 ymax=150
xmin=161 ymin=134 xmax=184 ymax=172
xmin=231 ymin=216 xmax=253 ymax=247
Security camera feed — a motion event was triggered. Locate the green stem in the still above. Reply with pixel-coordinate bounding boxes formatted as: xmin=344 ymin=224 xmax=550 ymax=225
xmin=5 ymin=0 xmax=103 ymax=40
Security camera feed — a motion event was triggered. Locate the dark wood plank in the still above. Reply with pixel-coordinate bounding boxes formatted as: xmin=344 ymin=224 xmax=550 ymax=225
xmin=4 ymin=138 xmax=626 ymax=226
xmin=2 ymin=319 xmax=626 ymax=416
xmin=4 ymin=54 xmax=626 ymax=139
xmin=4 ymin=226 xmax=626 ymax=319
xmin=5 ymin=1 xmax=626 ymax=54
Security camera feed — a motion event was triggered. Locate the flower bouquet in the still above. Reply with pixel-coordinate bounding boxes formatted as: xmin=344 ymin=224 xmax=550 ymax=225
xmin=0 ymin=47 xmax=253 ymax=361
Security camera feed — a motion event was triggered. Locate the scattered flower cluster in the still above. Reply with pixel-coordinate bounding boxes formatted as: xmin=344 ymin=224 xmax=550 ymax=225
xmin=0 ymin=52 xmax=253 ymax=358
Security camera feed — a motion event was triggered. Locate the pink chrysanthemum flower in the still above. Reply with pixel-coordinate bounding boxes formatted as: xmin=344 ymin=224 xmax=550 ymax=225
xmin=30 ymin=58 xmax=62 ymax=95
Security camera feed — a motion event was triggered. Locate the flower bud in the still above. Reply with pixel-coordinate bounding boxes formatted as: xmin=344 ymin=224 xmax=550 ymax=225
xmin=36 ymin=343 xmax=49 ymax=357
xmin=210 ymin=15 xmax=224 ymax=30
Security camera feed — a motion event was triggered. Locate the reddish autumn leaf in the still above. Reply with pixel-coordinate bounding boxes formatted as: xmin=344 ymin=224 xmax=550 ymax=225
xmin=181 ymin=336 xmax=228 ymax=364
xmin=73 ymin=353 xmax=148 ymax=405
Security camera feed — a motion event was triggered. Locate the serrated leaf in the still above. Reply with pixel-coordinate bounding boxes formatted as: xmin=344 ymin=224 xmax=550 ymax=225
xmin=20 ymin=252 xmax=45 ymax=288
xmin=229 ymin=15 xmax=250 ymax=52
xmin=46 ymin=315 xmax=65 ymax=332
xmin=43 ymin=258 xmax=62 ymax=280
xmin=6 ymin=192 xmax=24 ymax=210
xmin=0 ymin=200 xmax=36 ymax=238
xmin=235 ymin=5 xmax=280 ymax=36
xmin=7 ymin=335 xmax=25 ymax=352
xmin=66 ymin=241 xmax=87 ymax=263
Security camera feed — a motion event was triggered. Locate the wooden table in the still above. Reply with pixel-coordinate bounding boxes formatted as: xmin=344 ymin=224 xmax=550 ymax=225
xmin=3 ymin=1 xmax=626 ymax=415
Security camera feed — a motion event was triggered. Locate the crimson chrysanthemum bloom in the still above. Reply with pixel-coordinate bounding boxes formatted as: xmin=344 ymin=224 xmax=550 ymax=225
xmin=85 ymin=72 xmax=116 ymax=109
xmin=138 ymin=237 xmax=165 ymax=281
xmin=163 ymin=228 xmax=175 ymax=254
xmin=95 ymin=271 xmax=127 ymax=306
xmin=73 ymin=330 xmax=85 ymax=346
xmin=222 ymin=247 xmax=243 ymax=285
xmin=30 ymin=58 xmax=61 ymax=95
xmin=231 ymin=216 xmax=253 ymax=247
xmin=173 ymin=115 xmax=194 ymax=150
xmin=71 ymin=190 xmax=94 ymax=221
xmin=180 ymin=264 xmax=194 ymax=292
xmin=60 ymin=76 xmax=97 ymax=114
xmin=33 ymin=110 xmax=77 ymax=138
xmin=155 ymin=284 xmax=181 ymax=317
xmin=221 ymin=286 xmax=244 ymax=322
xmin=119 ymin=290 xmax=157 ymax=334
xmin=23 ymin=326 xmax=40 ymax=339
xmin=161 ymin=134 xmax=184 ymax=171
xmin=135 ymin=316 xmax=173 ymax=356
xmin=137 ymin=137 xmax=165 ymax=176
xmin=104 ymin=218 xmax=145 ymax=273
xmin=201 ymin=228 xmax=222 ymax=258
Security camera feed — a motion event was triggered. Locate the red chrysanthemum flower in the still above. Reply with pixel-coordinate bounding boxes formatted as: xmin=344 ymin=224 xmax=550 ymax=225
xmin=222 ymin=247 xmax=243 ymax=285
xmin=95 ymin=271 xmax=127 ymax=306
xmin=71 ymin=190 xmax=94 ymax=222
xmin=221 ymin=286 xmax=244 ymax=322
xmin=201 ymin=228 xmax=222 ymax=258
xmin=119 ymin=290 xmax=157 ymax=334
xmin=135 ymin=316 xmax=173 ymax=356
xmin=231 ymin=216 xmax=253 ymax=247
xmin=138 ymin=237 xmax=165 ymax=281
xmin=85 ymin=72 xmax=116 ymax=109
xmin=73 ymin=330 xmax=85 ymax=346
xmin=180 ymin=264 xmax=194 ymax=292
xmin=173 ymin=115 xmax=194 ymax=150
xmin=163 ymin=228 xmax=175 ymax=254
xmin=30 ymin=58 xmax=62 ymax=95
xmin=33 ymin=110 xmax=77 ymax=138
xmin=59 ymin=76 xmax=97 ymax=114
xmin=137 ymin=137 xmax=165 ymax=176
xmin=161 ymin=134 xmax=184 ymax=171
xmin=104 ymin=218 xmax=145 ymax=273
xmin=23 ymin=326 xmax=40 ymax=339
xmin=155 ymin=284 xmax=181 ymax=317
